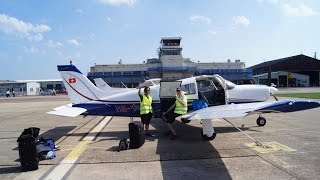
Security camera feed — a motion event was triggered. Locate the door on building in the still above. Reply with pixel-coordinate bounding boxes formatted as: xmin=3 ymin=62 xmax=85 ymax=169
xmin=47 ymin=84 xmax=53 ymax=90
xmin=279 ymin=76 xmax=287 ymax=87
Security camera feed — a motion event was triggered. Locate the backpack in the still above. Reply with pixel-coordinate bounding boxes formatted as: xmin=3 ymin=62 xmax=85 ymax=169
xmin=17 ymin=134 xmax=39 ymax=171
xmin=118 ymin=138 xmax=129 ymax=152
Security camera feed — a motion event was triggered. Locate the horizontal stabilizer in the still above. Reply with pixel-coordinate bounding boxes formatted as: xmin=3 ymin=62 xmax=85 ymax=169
xmin=47 ymin=105 xmax=87 ymax=117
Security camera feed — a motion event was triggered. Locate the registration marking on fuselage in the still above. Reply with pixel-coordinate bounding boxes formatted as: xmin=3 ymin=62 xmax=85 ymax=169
xmin=43 ymin=116 xmax=112 ymax=180
xmin=245 ymin=141 xmax=297 ymax=153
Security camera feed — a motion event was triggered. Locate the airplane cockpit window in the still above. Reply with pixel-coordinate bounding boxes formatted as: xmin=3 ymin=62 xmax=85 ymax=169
xmin=180 ymin=83 xmax=196 ymax=95
xmin=197 ymin=78 xmax=226 ymax=106
xmin=197 ymin=80 xmax=215 ymax=91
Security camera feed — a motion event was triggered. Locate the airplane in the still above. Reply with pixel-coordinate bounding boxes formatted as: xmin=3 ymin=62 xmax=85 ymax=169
xmin=48 ymin=64 xmax=320 ymax=140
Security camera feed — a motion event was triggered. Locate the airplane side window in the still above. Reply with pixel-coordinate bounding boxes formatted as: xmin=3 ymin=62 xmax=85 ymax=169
xmin=181 ymin=83 xmax=196 ymax=95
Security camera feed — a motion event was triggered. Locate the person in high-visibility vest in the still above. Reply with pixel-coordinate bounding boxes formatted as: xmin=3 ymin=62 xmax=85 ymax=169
xmin=163 ymin=87 xmax=188 ymax=140
xmin=138 ymin=84 xmax=153 ymax=136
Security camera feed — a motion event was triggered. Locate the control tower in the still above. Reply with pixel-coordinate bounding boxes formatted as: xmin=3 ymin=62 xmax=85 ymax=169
xmin=158 ymin=37 xmax=194 ymax=79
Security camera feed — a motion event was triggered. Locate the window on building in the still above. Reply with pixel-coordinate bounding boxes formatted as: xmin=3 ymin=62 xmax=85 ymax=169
xmin=113 ymin=72 xmax=122 ymax=76
xmin=30 ymin=88 xmax=33 ymax=92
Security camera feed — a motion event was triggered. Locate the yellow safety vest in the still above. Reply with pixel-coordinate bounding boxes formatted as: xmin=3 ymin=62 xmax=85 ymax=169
xmin=174 ymin=95 xmax=188 ymax=115
xmin=140 ymin=94 xmax=153 ymax=115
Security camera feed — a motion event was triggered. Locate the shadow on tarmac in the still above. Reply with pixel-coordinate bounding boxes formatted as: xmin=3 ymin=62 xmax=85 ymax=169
xmin=87 ymin=117 xmax=255 ymax=179
xmin=151 ymin=119 xmax=233 ymax=179
xmin=0 ymin=166 xmax=21 ymax=175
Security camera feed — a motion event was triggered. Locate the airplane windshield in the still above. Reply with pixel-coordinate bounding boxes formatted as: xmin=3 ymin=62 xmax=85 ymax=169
xmin=138 ymin=78 xmax=161 ymax=88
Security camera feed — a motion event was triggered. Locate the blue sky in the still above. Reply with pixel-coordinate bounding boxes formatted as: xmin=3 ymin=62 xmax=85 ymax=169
xmin=0 ymin=0 xmax=319 ymax=80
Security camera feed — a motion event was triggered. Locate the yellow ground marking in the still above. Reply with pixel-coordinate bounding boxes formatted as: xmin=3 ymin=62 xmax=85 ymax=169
xmin=44 ymin=116 xmax=112 ymax=180
xmin=245 ymin=141 xmax=297 ymax=153
xmin=65 ymin=141 xmax=90 ymax=161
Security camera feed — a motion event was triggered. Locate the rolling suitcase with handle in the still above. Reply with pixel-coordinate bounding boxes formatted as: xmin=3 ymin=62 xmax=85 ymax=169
xmin=128 ymin=121 xmax=145 ymax=149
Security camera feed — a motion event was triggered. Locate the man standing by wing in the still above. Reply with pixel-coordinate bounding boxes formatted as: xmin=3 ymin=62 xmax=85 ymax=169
xmin=138 ymin=83 xmax=153 ymax=136
xmin=163 ymin=87 xmax=188 ymax=140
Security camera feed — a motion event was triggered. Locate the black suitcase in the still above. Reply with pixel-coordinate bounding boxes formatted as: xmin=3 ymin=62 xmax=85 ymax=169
xmin=18 ymin=134 xmax=39 ymax=171
xmin=128 ymin=121 xmax=145 ymax=149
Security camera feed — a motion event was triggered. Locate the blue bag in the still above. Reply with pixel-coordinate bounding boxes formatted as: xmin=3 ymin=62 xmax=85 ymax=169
xmin=36 ymin=138 xmax=56 ymax=160
xmin=192 ymin=100 xmax=208 ymax=111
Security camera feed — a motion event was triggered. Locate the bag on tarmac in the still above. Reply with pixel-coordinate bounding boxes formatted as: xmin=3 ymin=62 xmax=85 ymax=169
xmin=128 ymin=121 xmax=145 ymax=149
xmin=36 ymin=138 xmax=56 ymax=160
xmin=17 ymin=134 xmax=39 ymax=171
xmin=118 ymin=138 xmax=129 ymax=152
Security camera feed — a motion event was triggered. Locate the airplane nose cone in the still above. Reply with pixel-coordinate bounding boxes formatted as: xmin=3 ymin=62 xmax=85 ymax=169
xmin=269 ymin=87 xmax=278 ymax=93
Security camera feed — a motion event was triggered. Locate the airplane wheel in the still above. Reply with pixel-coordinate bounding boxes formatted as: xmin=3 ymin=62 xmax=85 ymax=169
xmin=201 ymin=130 xmax=216 ymax=140
xmin=257 ymin=117 xmax=266 ymax=126
xmin=181 ymin=118 xmax=191 ymax=124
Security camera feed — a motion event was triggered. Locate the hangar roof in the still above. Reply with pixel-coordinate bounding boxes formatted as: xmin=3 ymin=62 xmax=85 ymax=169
xmin=249 ymin=54 xmax=320 ymax=73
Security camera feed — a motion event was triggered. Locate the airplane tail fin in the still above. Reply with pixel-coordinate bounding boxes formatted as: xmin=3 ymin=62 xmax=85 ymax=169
xmin=94 ymin=78 xmax=111 ymax=91
xmin=58 ymin=65 xmax=106 ymax=104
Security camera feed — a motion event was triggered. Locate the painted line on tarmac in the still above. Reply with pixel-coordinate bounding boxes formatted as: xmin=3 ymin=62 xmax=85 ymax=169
xmin=43 ymin=116 xmax=112 ymax=180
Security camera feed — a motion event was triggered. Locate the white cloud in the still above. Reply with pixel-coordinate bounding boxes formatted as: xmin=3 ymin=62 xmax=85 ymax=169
xmin=46 ymin=40 xmax=63 ymax=48
xmin=106 ymin=16 xmax=112 ymax=22
xmin=98 ymin=0 xmax=136 ymax=6
xmin=257 ymin=0 xmax=278 ymax=4
xmin=232 ymin=16 xmax=250 ymax=27
xmin=208 ymin=30 xmax=217 ymax=36
xmin=0 ymin=13 xmax=51 ymax=41
xmin=189 ymin=15 xmax=211 ymax=24
xmin=67 ymin=39 xmax=81 ymax=46
xmin=23 ymin=46 xmax=46 ymax=54
xmin=282 ymin=3 xmax=317 ymax=17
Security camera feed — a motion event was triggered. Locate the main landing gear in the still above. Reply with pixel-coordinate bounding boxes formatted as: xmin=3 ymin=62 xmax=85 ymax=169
xmin=199 ymin=116 xmax=267 ymax=140
xmin=201 ymin=119 xmax=216 ymax=140
xmin=256 ymin=116 xmax=266 ymax=126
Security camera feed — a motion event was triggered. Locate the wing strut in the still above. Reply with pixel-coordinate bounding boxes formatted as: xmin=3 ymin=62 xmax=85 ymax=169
xmin=223 ymin=118 xmax=269 ymax=148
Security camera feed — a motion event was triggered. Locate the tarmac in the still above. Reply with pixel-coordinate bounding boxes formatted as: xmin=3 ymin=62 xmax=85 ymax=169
xmin=0 ymin=90 xmax=319 ymax=180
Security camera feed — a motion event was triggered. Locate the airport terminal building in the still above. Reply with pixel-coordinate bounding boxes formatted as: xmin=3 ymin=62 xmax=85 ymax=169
xmin=88 ymin=37 xmax=252 ymax=88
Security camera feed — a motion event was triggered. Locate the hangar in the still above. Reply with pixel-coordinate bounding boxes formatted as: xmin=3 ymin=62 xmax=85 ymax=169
xmin=249 ymin=54 xmax=320 ymax=87
xmin=0 ymin=79 xmax=64 ymax=97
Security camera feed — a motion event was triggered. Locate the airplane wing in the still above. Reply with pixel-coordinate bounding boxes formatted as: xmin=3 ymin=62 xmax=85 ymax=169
xmin=180 ymin=100 xmax=320 ymax=121
xmin=47 ymin=104 xmax=87 ymax=117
